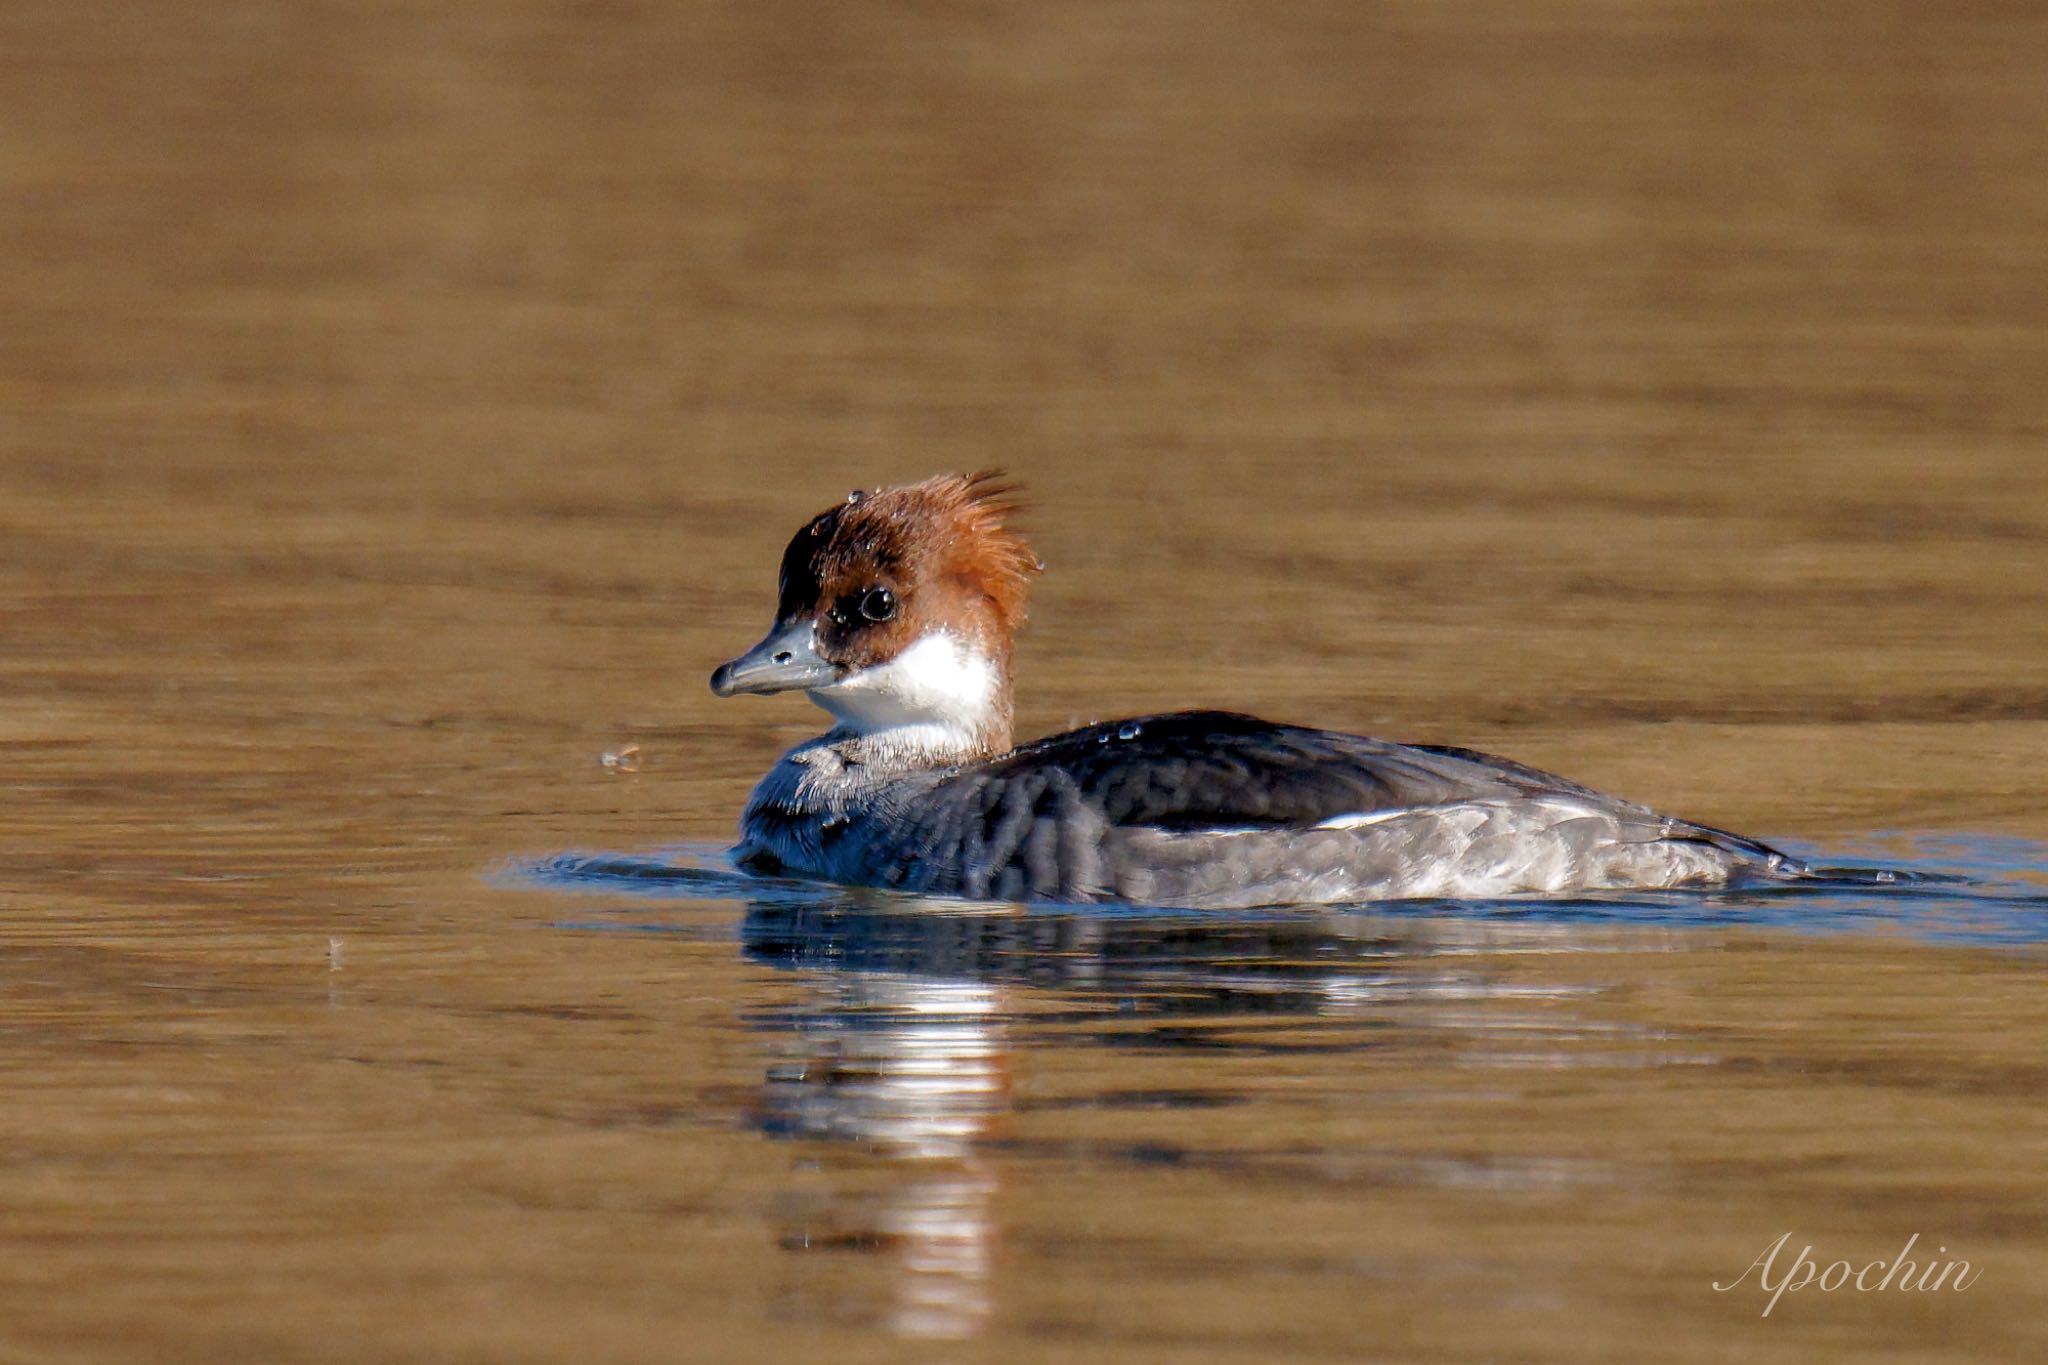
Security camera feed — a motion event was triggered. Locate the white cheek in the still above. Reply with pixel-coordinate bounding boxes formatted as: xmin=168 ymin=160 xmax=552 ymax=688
xmin=811 ymin=632 xmax=998 ymax=733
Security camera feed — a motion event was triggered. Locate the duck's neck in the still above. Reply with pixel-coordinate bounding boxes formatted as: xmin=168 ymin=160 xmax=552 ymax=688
xmin=806 ymin=630 xmax=1014 ymax=770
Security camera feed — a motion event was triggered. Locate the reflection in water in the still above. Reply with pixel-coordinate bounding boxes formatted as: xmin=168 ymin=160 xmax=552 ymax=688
xmin=520 ymin=833 xmax=2048 ymax=1341
xmin=737 ymin=897 xmax=1482 ymax=1342
xmin=549 ymin=870 xmax=1674 ymax=1338
xmin=739 ymin=893 xmax=1572 ymax=1014
xmin=756 ymin=970 xmax=1004 ymax=1339
xmin=758 ymin=975 xmax=1006 ymax=1161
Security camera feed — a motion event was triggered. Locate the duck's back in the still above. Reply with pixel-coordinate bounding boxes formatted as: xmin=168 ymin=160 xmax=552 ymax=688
xmin=847 ymin=711 xmax=1798 ymax=907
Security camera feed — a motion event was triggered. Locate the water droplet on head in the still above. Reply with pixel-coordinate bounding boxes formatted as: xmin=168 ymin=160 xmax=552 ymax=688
xmin=846 ymin=489 xmax=865 ymax=503
xmin=1117 ymin=722 xmax=1141 ymax=740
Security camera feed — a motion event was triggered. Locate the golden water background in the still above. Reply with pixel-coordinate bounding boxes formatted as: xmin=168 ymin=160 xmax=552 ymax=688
xmin=3 ymin=3 xmax=2046 ymax=1361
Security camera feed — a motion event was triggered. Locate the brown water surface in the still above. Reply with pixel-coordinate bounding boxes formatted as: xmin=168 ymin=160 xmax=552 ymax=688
xmin=4 ymin=2 xmax=2048 ymax=1361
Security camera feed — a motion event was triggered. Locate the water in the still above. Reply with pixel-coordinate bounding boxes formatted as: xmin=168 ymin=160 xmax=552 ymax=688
xmin=6 ymin=0 xmax=2048 ymax=1360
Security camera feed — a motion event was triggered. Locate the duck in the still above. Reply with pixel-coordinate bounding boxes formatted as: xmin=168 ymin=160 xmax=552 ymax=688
xmin=710 ymin=471 xmax=1808 ymax=908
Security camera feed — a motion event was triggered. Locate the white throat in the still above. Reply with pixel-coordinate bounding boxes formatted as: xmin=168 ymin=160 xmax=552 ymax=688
xmin=807 ymin=630 xmax=1002 ymax=761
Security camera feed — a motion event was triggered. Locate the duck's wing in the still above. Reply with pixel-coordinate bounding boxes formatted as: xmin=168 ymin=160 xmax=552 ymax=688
xmin=875 ymin=711 xmax=1794 ymax=904
xmin=977 ymin=710 xmax=1623 ymax=831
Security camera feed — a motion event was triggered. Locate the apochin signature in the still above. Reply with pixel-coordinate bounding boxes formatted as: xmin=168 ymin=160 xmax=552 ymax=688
xmin=1716 ymin=1232 xmax=1981 ymax=1317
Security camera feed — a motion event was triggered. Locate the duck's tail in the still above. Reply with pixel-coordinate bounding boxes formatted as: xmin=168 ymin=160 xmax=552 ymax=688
xmin=1668 ymin=821 xmax=1962 ymax=889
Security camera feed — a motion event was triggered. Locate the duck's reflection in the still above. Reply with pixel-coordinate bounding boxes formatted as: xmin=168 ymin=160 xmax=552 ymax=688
xmin=754 ymin=964 xmax=1005 ymax=1339
xmin=739 ymin=894 xmax=1514 ymax=1340
xmin=759 ymin=974 xmax=1007 ymax=1160
xmin=533 ymin=854 xmax=1586 ymax=1337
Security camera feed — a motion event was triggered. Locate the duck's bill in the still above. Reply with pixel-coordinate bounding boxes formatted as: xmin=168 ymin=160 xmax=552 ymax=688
xmin=710 ymin=620 xmax=841 ymax=696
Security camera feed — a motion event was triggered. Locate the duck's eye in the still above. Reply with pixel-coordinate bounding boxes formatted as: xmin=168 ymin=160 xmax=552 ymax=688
xmin=858 ymin=586 xmax=897 ymax=622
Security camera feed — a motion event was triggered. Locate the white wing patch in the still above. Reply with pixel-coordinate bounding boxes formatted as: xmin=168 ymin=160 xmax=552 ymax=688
xmin=1312 ymin=808 xmax=1415 ymax=830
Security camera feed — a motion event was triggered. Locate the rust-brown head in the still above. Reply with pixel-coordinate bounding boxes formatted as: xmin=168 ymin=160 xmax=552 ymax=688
xmin=710 ymin=471 xmax=1041 ymax=758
